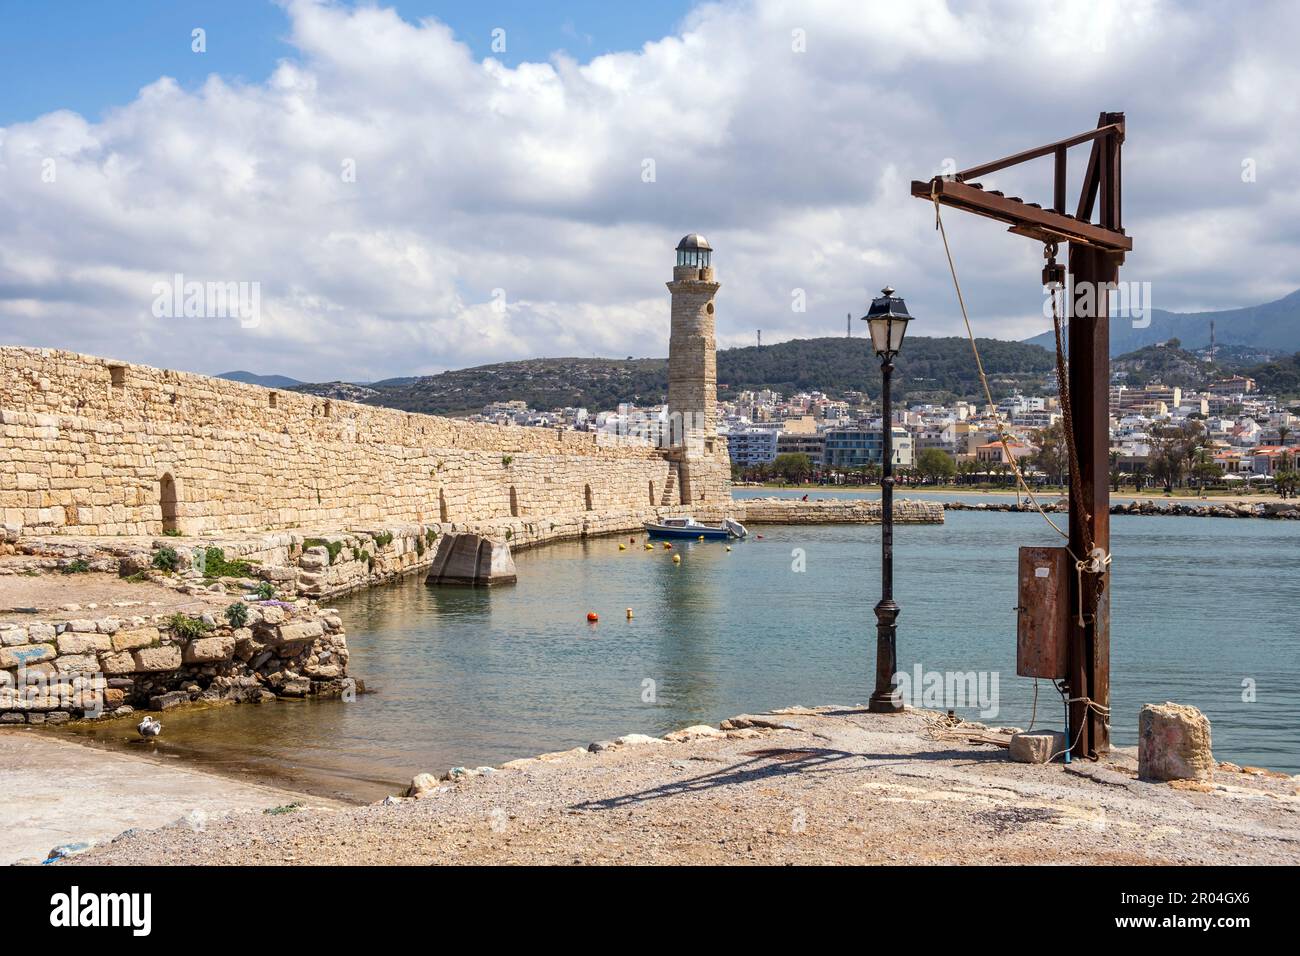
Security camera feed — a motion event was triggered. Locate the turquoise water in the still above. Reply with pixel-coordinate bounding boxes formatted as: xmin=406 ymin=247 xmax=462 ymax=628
xmin=67 ymin=495 xmax=1300 ymax=800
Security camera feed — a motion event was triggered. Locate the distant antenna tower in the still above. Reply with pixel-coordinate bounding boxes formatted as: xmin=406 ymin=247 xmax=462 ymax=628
xmin=847 ymin=312 xmax=852 ymax=337
xmin=757 ymin=329 xmax=762 ymax=347
xmin=1210 ymin=319 xmax=1216 ymax=364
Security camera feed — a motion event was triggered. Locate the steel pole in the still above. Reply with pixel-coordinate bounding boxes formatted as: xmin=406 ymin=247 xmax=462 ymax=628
xmin=870 ymin=357 xmax=903 ymax=713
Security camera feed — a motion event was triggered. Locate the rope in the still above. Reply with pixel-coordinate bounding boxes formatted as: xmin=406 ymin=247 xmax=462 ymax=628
xmin=930 ymin=184 xmax=1071 ymax=543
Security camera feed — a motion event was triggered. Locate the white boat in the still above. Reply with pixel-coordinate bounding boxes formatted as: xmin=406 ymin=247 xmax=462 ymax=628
xmin=643 ymin=517 xmax=748 ymax=540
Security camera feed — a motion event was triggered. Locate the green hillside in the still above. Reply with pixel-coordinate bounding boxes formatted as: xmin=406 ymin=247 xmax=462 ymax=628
xmin=294 ymin=336 xmax=1056 ymax=415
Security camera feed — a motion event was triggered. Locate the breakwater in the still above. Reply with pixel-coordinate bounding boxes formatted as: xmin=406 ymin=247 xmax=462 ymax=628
xmin=943 ymin=498 xmax=1300 ymax=519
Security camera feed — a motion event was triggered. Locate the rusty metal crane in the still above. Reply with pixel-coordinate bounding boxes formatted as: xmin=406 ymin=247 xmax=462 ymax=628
xmin=911 ymin=112 xmax=1128 ymax=759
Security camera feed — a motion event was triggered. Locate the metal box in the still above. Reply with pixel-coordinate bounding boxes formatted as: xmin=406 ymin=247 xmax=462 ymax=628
xmin=1016 ymin=546 xmax=1071 ymax=679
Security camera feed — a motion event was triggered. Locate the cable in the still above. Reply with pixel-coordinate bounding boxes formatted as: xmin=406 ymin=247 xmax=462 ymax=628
xmin=930 ymin=184 xmax=1072 ymax=544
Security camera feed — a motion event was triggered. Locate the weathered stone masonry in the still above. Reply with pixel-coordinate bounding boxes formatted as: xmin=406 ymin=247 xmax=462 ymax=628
xmin=0 ymin=347 xmax=730 ymax=538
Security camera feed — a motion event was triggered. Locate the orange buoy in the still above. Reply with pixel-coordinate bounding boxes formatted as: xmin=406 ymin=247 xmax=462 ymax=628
xmin=587 ymin=612 xmax=599 ymax=623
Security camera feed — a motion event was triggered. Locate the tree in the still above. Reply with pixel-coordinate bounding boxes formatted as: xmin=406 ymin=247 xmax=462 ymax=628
xmin=1149 ymin=420 xmax=1209 ymax=491
xmin=1032 ymin=421 xmax=1069 ymax=486
xmin=771 ymin=453 xmax=813 ymax=484
xmin=1191 ymin=452 xmax=1224 ymax=489
xmin=956 ymin=458 xmax=979 ymax=486
xmin=1276 ymin=469 xmax=1298 ymax=499
xmin=916 ymin=448 xmax=956 ymax=484
xmin=1278 ymin=424 xmax=1292 ymax=447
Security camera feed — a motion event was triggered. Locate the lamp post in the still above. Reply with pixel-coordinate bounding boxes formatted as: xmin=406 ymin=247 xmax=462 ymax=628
xmin=862 ymin=286 xmax=912 ymax=714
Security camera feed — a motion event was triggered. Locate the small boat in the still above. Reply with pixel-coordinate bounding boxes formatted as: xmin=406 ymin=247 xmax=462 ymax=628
xmin=643 ymin=517 xmax=748 ymax=540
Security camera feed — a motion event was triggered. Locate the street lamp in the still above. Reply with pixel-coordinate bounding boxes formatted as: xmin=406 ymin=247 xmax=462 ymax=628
xmin=861 ymin=286 xmax=912 ymax=714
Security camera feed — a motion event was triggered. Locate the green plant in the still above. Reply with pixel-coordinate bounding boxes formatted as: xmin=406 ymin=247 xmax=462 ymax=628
xmin=415 ymin=537 xmax=425 ymax=557
xmin=201 ymin=546 xmax=253 ymax=578
xmin=263 ymin=802 xmax=304 ymax=815
xmin=501 ymin=455 xmax=513 ymax=468
xmin=254 ymin=581 xmax=276 ymax=600
xmin=224 ymin=601 xmax=249 ymax=628
xmin=303 ymin=537 xmax=344 ymax=565
xmin=374 ymin=531 xmax=393 ymax=549
xmin=152 ymin=546 xmax=180 ymax=572
xmin=60 ymin=558 xmax=91 ymax=575
xmin=425 ymin=528 xmax=437 ymax=545
xmin=166 ymin=612 xmax=211 ymax=641
xmin=505 ymin=528 xmax=513 ymax=541
xmin=124 ymin=570 xmax=150 ymax=584
xmin=161 ymin=528 xmax=182 ymax=537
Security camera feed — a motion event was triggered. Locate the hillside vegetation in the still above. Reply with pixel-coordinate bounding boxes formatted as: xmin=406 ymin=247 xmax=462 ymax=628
xmin=294 ymin=336 xmax=1057 ymax=415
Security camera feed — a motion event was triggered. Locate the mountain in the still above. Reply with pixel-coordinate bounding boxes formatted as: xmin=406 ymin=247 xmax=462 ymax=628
xmin=292 ymin=336 xmax=1056 ymax=416
xmin=217 ymin=370 xmax=303 ymax=388
xmin=1109 ymin=340 xmax=1300 ymax=398
xmin=1245 ymin=352 xmax=1300 ymax=399
xmin=1111 ymin=340 xmax=1225 ymax=389
xmin=1024 ymin=289 xmax=1300 ymax=357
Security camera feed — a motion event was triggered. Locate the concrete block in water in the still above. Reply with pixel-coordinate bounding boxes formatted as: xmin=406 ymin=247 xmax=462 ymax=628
xmin=425 ymin=533 xmax=517 ymax=587
xmin=1139 ymin=702 xmax=1214 ymax=782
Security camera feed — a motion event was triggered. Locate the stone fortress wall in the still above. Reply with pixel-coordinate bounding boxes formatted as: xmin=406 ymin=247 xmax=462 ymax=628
xmin=0 ymin=347 xmax=732 ymax=539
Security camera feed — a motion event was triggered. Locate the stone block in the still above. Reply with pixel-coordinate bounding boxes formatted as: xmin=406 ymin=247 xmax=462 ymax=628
xmin=56 ymin=630 xmax=111 ymax=655
xmin=98 ymin=651 xmax=136 ymax=675
xmin=1138 ymin=702 xmax=1214 ymax=783
xmin=111 ymin=626 xmax=159 ymax=652
xmin=53 ymin=654 xmax=99 ymax=674
xmin=182 ymin=634 xmax=236 ymax=664
xmin=1009 ymin=730 xmax=1067 ymax=764
xmin=275 ymin=621 xmax=324 ymax=644
xmin=425 ymin=533 xmax=517 ymax=587
xmin=0 ymin=644 xmax=56 ymax=669
xmin=131 ymin=645 xmax=182 ymax=672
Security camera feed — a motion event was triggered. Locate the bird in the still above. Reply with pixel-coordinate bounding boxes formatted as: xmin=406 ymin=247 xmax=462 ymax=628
xmin=137 ymin=716 xmax=162 ymax=739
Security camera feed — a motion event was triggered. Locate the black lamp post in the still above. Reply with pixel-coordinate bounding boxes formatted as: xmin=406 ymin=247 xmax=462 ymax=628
xmin=861 ymin=286 xmax=912 ymax=714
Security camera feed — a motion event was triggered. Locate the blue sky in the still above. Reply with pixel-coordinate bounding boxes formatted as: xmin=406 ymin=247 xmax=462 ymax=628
xmin=0 ymin=0 xmax=695 ymax=125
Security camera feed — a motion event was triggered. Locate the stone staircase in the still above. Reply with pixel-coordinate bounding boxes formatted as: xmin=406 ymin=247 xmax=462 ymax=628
xmin=659 ymin=469 xmax=679 ymax=506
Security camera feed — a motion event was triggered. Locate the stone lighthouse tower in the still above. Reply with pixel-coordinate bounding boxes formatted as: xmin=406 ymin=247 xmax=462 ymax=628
xmin=667 ymin=233 xmax=719 ymax=444
xmin=665 ymin=233 xmax=729 ymax=508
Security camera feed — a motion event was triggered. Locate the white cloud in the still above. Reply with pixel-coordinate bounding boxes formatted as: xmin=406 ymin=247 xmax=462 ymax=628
xmin=1 ymin=0 xmax=1298 ymax=381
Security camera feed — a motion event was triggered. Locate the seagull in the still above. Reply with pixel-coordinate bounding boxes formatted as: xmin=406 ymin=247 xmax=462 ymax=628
xmin=137 ymin=716 xmax=162 ymax=739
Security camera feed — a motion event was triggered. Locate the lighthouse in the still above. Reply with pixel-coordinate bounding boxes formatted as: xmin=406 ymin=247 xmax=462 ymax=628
xmin=664 ymin=233 xmax=729 ymax=508
xmin=667 ymin=233 xmax=719 ymax=445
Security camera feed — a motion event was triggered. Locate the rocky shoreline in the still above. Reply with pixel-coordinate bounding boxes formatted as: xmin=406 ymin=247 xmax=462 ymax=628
xmin=944 ymin=498 xmax=1300 ymax=519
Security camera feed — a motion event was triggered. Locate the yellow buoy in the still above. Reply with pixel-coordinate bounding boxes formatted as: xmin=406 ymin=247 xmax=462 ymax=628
xmin=672 ymin=554 xmax=681 ymax=564
xmin=725 ymin=545 xmax=732 ymax=552
xmin=662 ymin=542 xmax=672 ymax=550
xmin=618 ymin=544 xmax=626 ymax=551
xmin=698 ymin=534 xmax=705 ymax=540
xmin=644 ymin=543 xmax=653 ymax=550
